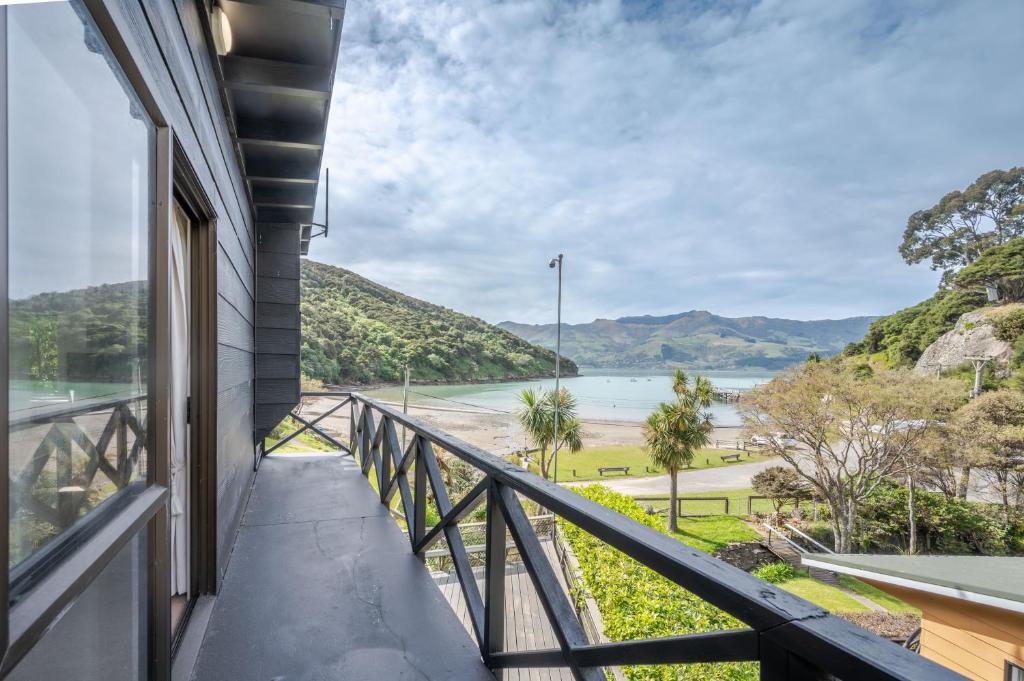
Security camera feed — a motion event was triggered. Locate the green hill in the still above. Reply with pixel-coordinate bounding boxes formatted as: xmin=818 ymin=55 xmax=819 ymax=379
xmin=846 ymin=238 xmax=1024 ymax=367
xmin=300 ymin=259 xmax=577 ymax=385
xmin=843 ymin=289 xmax=988 ymax=367
xmin=499 ymin=311 xmax=875 ymax=371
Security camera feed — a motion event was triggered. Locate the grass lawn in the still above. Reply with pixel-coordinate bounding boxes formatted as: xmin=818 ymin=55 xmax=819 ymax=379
xmin=660 ymin=514 xmax=869 ymax=614
xmin=780 ymin=577 xmax=871 ymax=613
xmin=669 ymin=515 xmax=760 ymax=553
xmin=265 ymin=416 xmax=340 ymax=454
xmin=550 ymin=444 xmax=773 ymax=481
xmin=838 ymin=575 xmax=920 ymax=614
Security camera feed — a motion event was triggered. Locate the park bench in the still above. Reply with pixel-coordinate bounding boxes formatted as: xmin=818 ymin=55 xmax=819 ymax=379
xmin=720 ymin=453 xmax=742 ymax=463
xmin=598 ymin=466 xmax=630 ymax=476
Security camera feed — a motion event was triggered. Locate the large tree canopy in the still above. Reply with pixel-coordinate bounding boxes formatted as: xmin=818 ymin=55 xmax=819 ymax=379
xmin=954 ymin=237 xmax=1024 ymax=301
xmin=900 ymin=168 xmax=1024 ymax=283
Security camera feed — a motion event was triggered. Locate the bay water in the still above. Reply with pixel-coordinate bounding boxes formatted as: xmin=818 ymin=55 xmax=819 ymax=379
xmin=365 ymin=369 xmax=775 ymax=426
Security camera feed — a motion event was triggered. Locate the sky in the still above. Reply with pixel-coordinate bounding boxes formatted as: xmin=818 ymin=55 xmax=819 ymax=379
xmin=315 ymin=0 xmax=1024 ymax=326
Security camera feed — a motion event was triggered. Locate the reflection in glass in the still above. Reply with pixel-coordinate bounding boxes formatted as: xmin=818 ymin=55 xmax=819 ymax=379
xmin=6 ymin=532 xmax=148 ymax=680
xmin=6 ymin=1 xmax=153 ymax=567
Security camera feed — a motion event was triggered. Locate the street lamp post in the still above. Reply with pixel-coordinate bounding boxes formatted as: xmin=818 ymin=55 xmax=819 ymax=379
xmin=549 ymin=254 xmax=563 ymax=484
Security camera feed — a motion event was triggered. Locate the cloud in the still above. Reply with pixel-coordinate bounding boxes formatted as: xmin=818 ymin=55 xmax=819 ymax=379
xmin=314 ymin=0 xmax=1024 ymax=324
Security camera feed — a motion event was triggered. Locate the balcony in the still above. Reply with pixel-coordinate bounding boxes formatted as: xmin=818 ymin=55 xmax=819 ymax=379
xmin=183 ymin=393 xmax=964 ymax=681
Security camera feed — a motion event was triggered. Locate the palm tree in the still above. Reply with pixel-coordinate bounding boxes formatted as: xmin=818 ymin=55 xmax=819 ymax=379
xmin=645 ymin=372 xmax=714 ymax=532
xmin=515 ymin=387 xmax=583 ymax=480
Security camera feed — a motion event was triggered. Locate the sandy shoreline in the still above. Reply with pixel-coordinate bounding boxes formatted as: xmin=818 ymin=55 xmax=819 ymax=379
xmin=300 ymin=396 xmax=747 ymax=457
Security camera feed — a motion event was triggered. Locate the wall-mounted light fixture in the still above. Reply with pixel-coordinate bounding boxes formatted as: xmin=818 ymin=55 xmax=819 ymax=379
xmin=212 ymin=5 xmax=233 ymax=56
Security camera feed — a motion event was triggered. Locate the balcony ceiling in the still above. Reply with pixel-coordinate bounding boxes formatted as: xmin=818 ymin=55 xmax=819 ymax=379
xmin=217 ymin=0 xmax=345 ymax=254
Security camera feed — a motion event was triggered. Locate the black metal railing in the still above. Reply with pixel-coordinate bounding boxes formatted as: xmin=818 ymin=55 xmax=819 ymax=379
xmin=280 ymin=392 xmax=961 ymax=680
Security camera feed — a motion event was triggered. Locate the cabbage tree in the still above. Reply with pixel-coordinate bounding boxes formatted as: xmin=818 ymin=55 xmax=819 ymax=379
xmin=645 ymin=371 xmax=714 ymax=532
xmin=515 ymin=387 xmax=582 ymax=480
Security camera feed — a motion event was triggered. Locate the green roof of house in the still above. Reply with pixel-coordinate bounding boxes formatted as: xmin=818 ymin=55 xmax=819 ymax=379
xmin=802 ymin=554 xmax=1024 ymax=608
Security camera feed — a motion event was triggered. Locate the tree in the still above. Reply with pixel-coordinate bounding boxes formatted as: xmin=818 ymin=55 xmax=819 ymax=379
xmin=954 ymin=237 xmax=1024 ymax=301
xmin=918 ymin=417 xmax=983 ymax=501
xmin=751 ymin=466 xmax=809 ymax=515
xmin=741 ymin=363 xmax=962 ymax=552
xmin=515 ymin=387 xmax=583 ymax=480
xmin=28 ymin=318 xmax=59 ymax=384
xmin=900 ymin=168 xmax=1024 ymax=284
xmin=644 ymin=371 xmax=714 ymax=533
xmin=955 ymin=390 xmax=1024 ymax=514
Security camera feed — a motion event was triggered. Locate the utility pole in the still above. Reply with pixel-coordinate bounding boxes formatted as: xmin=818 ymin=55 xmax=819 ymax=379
xmin=548 ymin=254 xmax=563 ymax=485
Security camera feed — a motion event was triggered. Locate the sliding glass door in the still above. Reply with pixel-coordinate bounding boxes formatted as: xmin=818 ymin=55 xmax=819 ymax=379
xmin=1 ymin=1 xmax=163 ymax=678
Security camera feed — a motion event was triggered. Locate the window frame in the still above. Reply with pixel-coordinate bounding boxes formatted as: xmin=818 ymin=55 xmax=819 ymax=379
xmin=0 ymin=1 xmax=174 ymax=679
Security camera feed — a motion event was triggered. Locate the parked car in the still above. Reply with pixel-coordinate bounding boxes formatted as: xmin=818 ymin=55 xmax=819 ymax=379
xmin=750 ymin=433 xmax=798 ymax=449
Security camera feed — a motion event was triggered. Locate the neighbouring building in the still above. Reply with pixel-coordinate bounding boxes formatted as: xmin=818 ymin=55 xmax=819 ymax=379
xmin=803 ymin=554 xmax=1024 ymax=681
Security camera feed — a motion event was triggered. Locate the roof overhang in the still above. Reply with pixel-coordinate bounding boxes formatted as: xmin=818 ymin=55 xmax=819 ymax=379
xmin=211 ymin=0 xmax=345 ymax=255
xmin=802 ymin=555 xmax=1024 ymax=615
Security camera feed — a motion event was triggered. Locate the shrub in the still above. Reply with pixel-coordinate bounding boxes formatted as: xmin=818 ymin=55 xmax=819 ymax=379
xmin=751 ymin=466 xmax=810 ymax=513
xmin=857 ymin=482 xmax=1018 ymax=555
xmin=752 ymin=561 xmax=798 ymax=584
xmin=993 ymin=307 xmax=1024 ymax=343
xmin=562 ymin=486 xmax=757 ymax=680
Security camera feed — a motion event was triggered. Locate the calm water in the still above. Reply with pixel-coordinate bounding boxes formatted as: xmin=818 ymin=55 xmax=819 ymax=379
xmin=365 ymin=369 xmax=775 ymax=426
xmin=9 ymin=380 xmax=137 ymax=414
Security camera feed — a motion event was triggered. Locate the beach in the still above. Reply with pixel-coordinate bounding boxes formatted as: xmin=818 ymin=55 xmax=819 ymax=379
xmin=300 ymin=395 xmax=748 ymax=457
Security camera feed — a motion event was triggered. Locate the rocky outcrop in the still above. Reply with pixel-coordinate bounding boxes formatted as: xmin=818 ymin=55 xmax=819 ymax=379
xmin=914 ymin=308 xmax=1013 ymax=375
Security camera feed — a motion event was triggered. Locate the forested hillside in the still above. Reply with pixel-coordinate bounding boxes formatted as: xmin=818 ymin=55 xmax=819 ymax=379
xmin=300 ymin=260 xmax=577 ymax=384
xmin=843 ymin=288 xmax=988 ymax=366
xmin=499 ymin=311 xmax=874 ymax=370
xmin=10 ymin=281 xmax=147 ymax=383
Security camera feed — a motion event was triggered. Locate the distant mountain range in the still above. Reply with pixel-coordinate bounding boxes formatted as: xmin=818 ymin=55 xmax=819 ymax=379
xmin=498 ymin=311 xmax=877 ymax=370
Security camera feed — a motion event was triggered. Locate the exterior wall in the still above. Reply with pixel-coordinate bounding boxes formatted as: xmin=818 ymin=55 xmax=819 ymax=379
xmin=864 ymin=581 xmax=1024 ymax=681
xmin=102 ymin=0 xmax=256 ymax=581
xmin=255 ymin=224 xmax=302 ymax=441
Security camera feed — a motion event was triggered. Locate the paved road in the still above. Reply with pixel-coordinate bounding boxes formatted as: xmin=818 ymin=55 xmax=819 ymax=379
xmin=569 ymin=456 xmax=1002 ymax=504
xmin=566 ymin=458 xmax=779 ymax=496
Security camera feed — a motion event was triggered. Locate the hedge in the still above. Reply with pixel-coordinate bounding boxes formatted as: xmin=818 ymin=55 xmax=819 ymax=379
xmin=560 ymin=485 xmax=757 ymax=680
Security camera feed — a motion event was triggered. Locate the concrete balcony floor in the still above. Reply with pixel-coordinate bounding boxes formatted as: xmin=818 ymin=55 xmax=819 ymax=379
xmin=186 ymin=454 xmax=495 ymax=681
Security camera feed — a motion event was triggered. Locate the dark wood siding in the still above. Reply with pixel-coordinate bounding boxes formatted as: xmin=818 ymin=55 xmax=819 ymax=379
xmin=99 ymin=0 xmax=257 ymax=582
xmin=255 ymin=224 xmax=303 ymax=440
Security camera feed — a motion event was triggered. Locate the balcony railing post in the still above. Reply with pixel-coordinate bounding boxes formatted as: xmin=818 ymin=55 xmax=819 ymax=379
xmin=484 ymin=478 xmax=506 ymax=663
xmin=116 ymin=408 xmax=127 ymax=483
xmin=360 ymin=408 xmax=372 ymax=478
xmin=380 ymin=416 xmax=392 ymax=505
xmin=349 ymin=399 xmax=357 ymax=458
xmin=758 ymin=636 xmax=828 ymax=681
xmin=412 ymin=436 xmax=426 ymax=561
